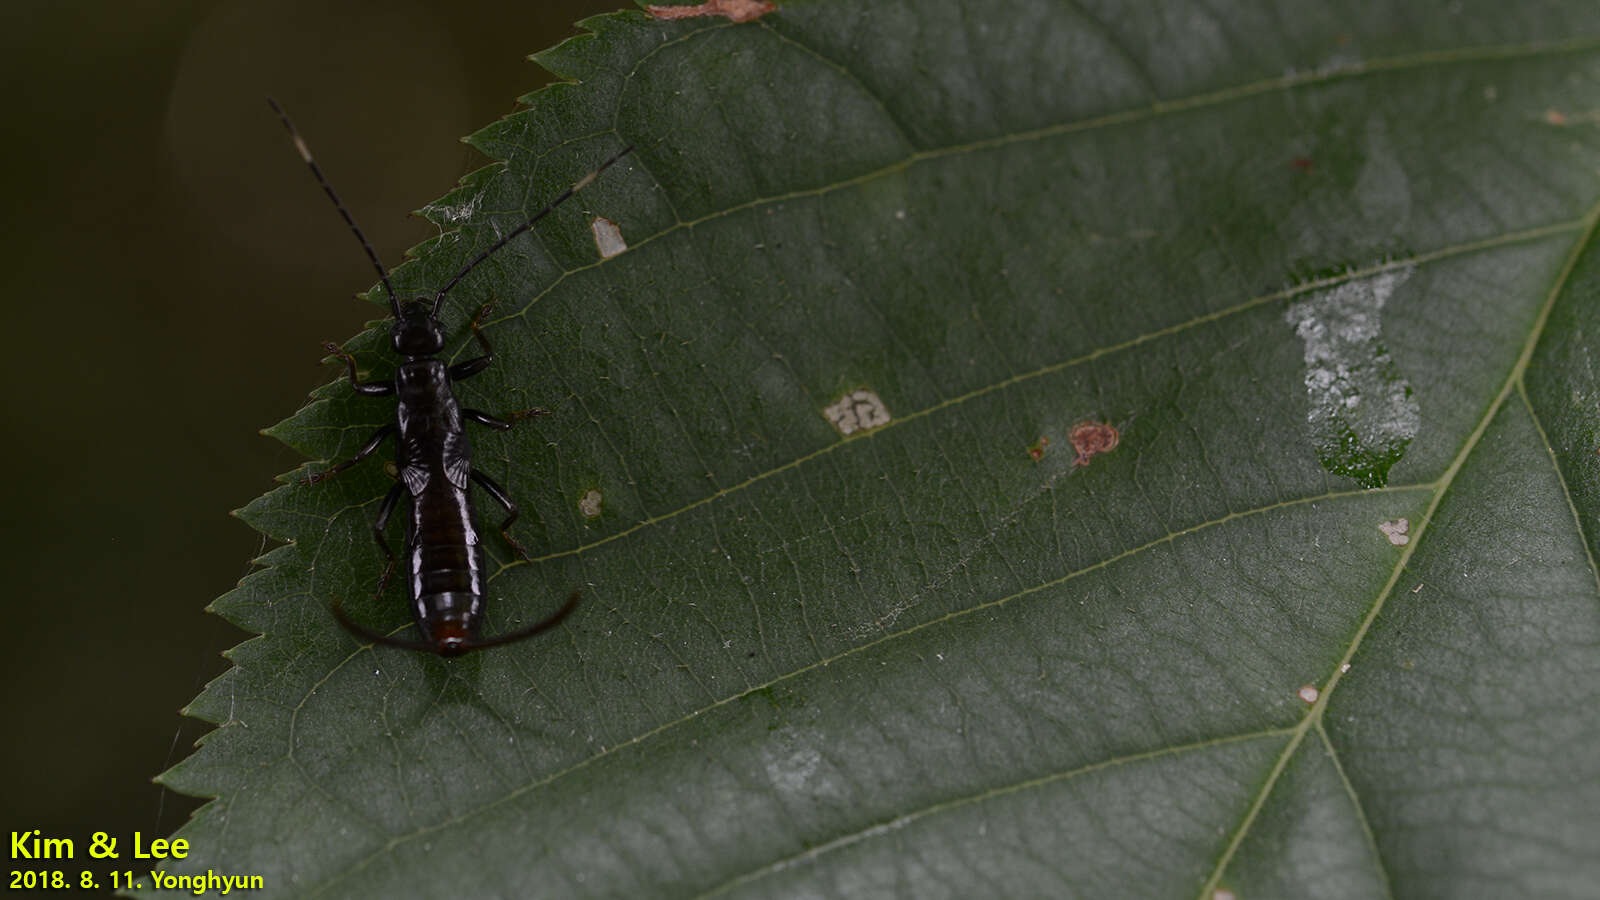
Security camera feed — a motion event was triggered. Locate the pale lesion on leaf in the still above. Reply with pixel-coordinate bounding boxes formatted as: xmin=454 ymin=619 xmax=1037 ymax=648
xmin=589 ymin=216 xmax=627 ymax=259
xmin=578 ymin=489 xmax=604 ymax=519
xmin=1378 ymin=517 xmax=1411 ymax=545
xmin=823 ymin=389 xmax=891 ymax=436
xmin=646 ymin=0 xmax=777 ymax=24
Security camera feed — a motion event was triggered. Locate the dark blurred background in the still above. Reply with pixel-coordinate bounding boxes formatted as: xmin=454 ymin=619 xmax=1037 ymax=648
xmin=0 ymin=0 xmax=619 ymax=876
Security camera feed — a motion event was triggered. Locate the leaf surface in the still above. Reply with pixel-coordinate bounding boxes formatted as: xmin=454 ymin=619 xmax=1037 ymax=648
xmin=158 ymin=3 xmax=1600 ymax=897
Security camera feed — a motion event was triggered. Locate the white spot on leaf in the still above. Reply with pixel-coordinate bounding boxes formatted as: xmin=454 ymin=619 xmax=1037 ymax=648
xmin=1286 ymin=269 xmax=1420 ymax=487
xmin=1379 ymin=518 xmax=1410 ymax=546
xmin=824 ymin=389 xmax=891 ymax=436
xmin=590 ymin=216 xmax=627 ymax=258
xmin=1298 ymin=685 xmax=1320 ymax=703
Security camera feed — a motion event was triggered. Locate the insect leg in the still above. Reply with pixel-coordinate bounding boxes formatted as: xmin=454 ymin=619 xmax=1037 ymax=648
xmin=327 ymin=482 xmax=407 ymax=648
xmin=323 ymin=341 xmax=395 ymax=396
xmin=463 ymin=408 xmax=550 ymax=433
xmin=449 ymin=302 xmax=500 ymax=380
xmin=455 ymin=301 xmax=548 ymax=418
xmin=370 ymin=482 xmax=403 ymax=599
xmin=462 ymin=408 xmax=513 ymax=431
xmin=470 ymin=469 xmax=530 ymax=560
xmin=301 ymin=424 xmax=396 ymax=485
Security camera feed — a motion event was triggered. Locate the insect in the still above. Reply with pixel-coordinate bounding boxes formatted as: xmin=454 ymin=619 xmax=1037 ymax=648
xmin=269 ymin=98 xmax=631 ymax=655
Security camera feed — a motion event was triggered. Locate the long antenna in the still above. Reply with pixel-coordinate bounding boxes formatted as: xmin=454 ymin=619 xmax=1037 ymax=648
xmin=430 ymin=145 xmax=634 ymax=316
xmin=267 ymin=97 xmax=402 ymax=319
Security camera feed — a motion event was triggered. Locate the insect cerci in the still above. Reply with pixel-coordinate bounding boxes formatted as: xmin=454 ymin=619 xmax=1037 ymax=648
xmin=270 ymin=98 xmax=631 ymax=655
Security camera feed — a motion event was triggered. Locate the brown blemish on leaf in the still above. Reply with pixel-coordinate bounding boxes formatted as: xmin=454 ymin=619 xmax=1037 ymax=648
xmin=1290 ymin=156 xmax=1314 ymax=172
xmin=1545 ymin=108 xmax=1568 ymax=126
xmin=1027 ymin=436 xmax=1049 ymax=462
xmin=647 ymin=0 xmax=776 ymax=23
xmin=1068 ymin=421 xmax=1119 ymax=466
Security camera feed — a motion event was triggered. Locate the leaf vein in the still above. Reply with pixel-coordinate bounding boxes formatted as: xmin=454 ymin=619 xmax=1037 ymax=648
xmin=1518 ymin=381 xmax=1600 ymax=596
xmin=1314 ymin=721 xmax=1397 ymax=900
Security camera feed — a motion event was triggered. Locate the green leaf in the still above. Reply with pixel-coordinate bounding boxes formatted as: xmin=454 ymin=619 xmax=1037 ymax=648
xmin=157 ymin=3 xmax=1600 ymax=897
